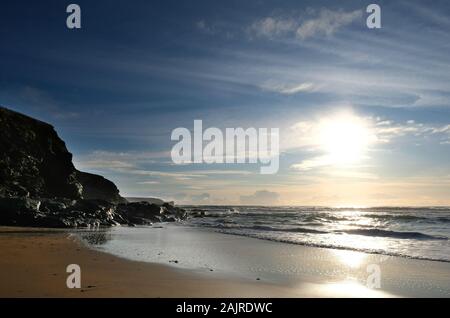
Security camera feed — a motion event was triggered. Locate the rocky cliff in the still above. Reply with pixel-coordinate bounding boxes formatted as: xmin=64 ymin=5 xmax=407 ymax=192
xmin=0 ymin=106 xmax=186 ymax=227
xmin=0 ymin=107 xmax=82 ymax=199
xmin=76 ymin=171 xmax=126 ymax=204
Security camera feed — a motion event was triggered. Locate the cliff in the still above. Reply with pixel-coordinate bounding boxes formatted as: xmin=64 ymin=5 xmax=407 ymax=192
xmin=0 ymin=106 xmax=185 ymax=227
xmin=0 ymin=107 xmax=82 ymax=199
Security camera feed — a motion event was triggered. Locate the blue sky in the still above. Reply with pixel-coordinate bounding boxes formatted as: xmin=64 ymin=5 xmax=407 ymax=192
xmin=1 ymin=0 xmax=449 ymax=206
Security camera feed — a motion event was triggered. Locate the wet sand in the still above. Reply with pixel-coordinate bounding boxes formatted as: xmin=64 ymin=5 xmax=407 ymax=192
xmin=0 ymin=226 xmax=449 ymax=297
xmin=0 ymin=227 xmax=301 ymax=297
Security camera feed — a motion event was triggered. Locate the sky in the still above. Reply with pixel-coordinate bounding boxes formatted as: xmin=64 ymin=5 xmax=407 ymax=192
xmin=1 ymin=0 xmax=450 ymax=206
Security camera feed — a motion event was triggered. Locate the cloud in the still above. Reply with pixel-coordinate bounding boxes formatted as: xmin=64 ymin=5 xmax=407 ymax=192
xmin=248 ymin=8 xmax=362 ymax=40
xmin=74 ymin=150 xmax=256 ymax=182
xmin=290 ymin=155 xmax=378 ymax=180
xmin=137 ymin=181 xmax=160 ymax=185
xmin=375 ymin=119 xmax=450 ymax=143
xmin=406 ymin=1 xmax=450 ymax=28
xmin=291 ymin=155 xmax=331 ymax=171
xmin=77 ymin=159 xmax=136 ymax=170
xmin=240 ymin=190 xmax=280 ymax=205
xmin=261 ymin=81 xmax=316 ymax=95
xmin=248 ymin=17 xmax=297 ymax=38
xmin=296 ymin=9 xmax=362 ymax=40
xmin=73 ymin=150 xmax=168 ymax=171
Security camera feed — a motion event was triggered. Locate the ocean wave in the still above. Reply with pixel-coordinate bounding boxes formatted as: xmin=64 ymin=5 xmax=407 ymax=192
xmin=363 ymin=213 xmax=450 ymax=223
xmin=185 ymin=205 xmax=450 ymax=262
xmin=204 ymin=223 xmax=326 ymax=234
xmin=214 ymin=229 xmax=450 ymax=263
xmin=245 ymin=225 xmax=327 ymax=234
xmin=339 ymin=229 xmax=448 ymax=240
xmin=207 ymin=223 xmax=447 ymax=240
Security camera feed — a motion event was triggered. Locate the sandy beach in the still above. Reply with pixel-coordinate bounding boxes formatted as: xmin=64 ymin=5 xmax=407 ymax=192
xmin=0 ymin=227 xmax=299 ymax=298
xmin=1 ymin=225 xmax=449 ymax=298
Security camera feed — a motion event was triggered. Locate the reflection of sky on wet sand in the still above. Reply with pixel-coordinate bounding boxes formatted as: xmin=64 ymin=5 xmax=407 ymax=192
xmin=72 ymin=225 xmax=450 ymax=297
xmin=332 ymin=250 xmax=368 ymax=269
xmin=309 ymin=279 xmax=396 ymax=298
xmin=308 ymin=249 xmax=392 ymax=297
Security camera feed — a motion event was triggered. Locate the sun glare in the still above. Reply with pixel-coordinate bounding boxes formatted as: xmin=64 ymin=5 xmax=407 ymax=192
xmin=332 ymin=250 xmax=367 ymax=268
xmin=318 ymin=113 xmax=374 ymax=166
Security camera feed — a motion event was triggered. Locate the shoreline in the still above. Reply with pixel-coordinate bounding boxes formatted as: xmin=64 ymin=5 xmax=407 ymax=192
xmin=0 ymin=226 xmax=312 ymax=297
xmin=1 ymin=226 xmax=449 ymax=297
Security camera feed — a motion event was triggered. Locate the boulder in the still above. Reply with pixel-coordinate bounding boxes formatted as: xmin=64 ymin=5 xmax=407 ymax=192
xmin=117 ymin=201 xmax=187 ymax=225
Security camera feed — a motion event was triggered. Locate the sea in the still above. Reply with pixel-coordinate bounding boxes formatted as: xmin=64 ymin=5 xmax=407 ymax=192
xmin=75 ymin=205 xmax=450 ymax=295
xmin=184 ymin=206 xmax=450 ymax=262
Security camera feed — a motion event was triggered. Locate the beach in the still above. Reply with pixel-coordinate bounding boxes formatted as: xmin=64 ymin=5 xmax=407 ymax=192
xmin=1 ymin=225 xmax=449 ymax=298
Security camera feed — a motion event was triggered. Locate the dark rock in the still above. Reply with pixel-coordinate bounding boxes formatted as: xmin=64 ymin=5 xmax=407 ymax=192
xmin=0 ymin=196 xmax=41 ymax=211
xmin=161 ymin=203 xmax=187 ymax=220
xmin=117 ymin=201 xmax=187 ymax=225
xmin=0 ymin=107 xmax=82 ymax=199
xmin=76 ymin=171 xmax=126 ymax=204
xmin=117 ymin=201 xmax=162 ymax=225
xmin=0 ymin=107 xmax=186 ymax=228
xmin=65 ymin=199 xmax=127 ymax=227
xmin=126 ymin=197 xmax=165 ymax=205
xmin=0 ymin=196 xmax=128 ymax=228
xmin=39 ymin=198 xmax=72 ymax=212
xmin=0 ymin=197 xmax=66 ymax=227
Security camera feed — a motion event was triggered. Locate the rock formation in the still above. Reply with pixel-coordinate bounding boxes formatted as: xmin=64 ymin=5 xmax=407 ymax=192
xmin=0 ymin=106 xmax=186 ymax=228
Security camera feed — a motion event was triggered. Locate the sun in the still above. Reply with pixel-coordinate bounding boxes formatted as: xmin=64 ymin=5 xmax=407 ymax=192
xmin=318 ymin=113 xmax=374 ymax=166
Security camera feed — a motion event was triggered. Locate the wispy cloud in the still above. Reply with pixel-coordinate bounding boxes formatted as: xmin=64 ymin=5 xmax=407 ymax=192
xmin=291 ymin=155 xmax=331 ymax=171
xmin=296 ymin=9 xmax=362 ymax=39
xmin=261 ymin=81 xmax=316 ymax=95
xmin=74 ymin=150 xmax=255 ymax=179
xmin=248 ymin=8 xmax=362 ymax=40
xmin=74 ymin=150 xmax=169 ymax=170
xmin=405 ymin=1 xmax=450 ymax=28
xmin=137 ymin=181 xmax=160 ymax=185
xmin=248 ymin=16 xmax=298 ymax=38
xmin=375 ymin=119 xmax=450 ymax=143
